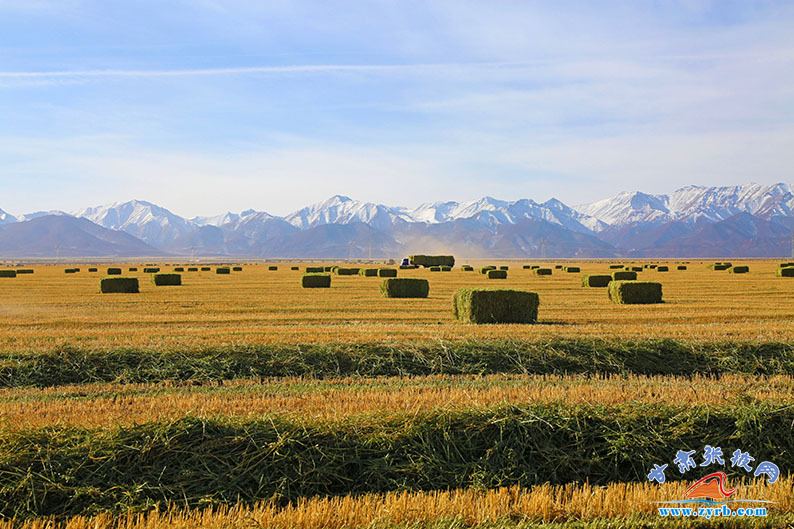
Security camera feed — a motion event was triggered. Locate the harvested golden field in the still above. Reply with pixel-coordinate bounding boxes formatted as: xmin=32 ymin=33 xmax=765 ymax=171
xmin=1 ymin=373 xmax=792 ymax=430
xmin=0 ymin=260 xmax=793 ymax=352
xmin=3 ymin=478 xmax=791 ymax=529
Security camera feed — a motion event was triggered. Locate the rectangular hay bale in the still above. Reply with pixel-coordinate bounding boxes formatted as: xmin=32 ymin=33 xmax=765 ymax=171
xmin=608 ymin=280 xmax=663 ymax=304
xmin=380 ymin=278 xmax=429 ymax=298
xmin=100 ymin=277 xmax=139 ymax=294
xmin=152 ymin=273 xmax=181 ymax=286
xmin=453 ymin=288 xmax=539 ymax=324
xmin=487 ymin=269 xmax=507 ymax=279
xmin=581 ymin=274 xmax=611 ymax=287
xmin=302 ymin=273 xmax=331 ymax=288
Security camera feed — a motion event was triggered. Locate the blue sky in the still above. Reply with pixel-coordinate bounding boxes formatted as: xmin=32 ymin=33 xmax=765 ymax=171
xmin=1 ymin=0 xmax=793 ymax=217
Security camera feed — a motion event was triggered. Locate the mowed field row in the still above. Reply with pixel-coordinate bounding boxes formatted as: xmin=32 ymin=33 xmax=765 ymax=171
xmin=1 ymin=260 xmax=793 ymax=352
xmin=3 ymin=479 xmax=792 ymax=529
xmin=1 ymin=373 xmax=792 ymax=430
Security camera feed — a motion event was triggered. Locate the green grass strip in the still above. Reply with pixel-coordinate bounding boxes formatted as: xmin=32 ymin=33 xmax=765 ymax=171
xmin=2 ymin=339 xmax=794 ymax=388
xmin=0 ymin=402 xmax=791 ymax=518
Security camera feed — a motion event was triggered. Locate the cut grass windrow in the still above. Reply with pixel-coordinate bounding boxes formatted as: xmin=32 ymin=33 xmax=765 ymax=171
xmin=2 ymin=339 xmax=794 ymax=388
xmin=0 ymin=403 xmax=791 ymax=518
xmin=2 ymin=480 xmax=792 ymax=529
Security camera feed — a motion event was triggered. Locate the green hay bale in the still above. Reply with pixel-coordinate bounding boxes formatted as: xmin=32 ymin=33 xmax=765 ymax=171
xmin=609 ymin=264 xmax=623 ymax=269
xmin=289 ymin=266 xmax=298 ymax=271
xmin=776 ymin=266 xmax=794 ymax=277
xmin=324 ymin=266 xmax=335 ymax=272
xmin=453 ymin=288 xmax=539 ymax=324
xmin=608 ymin=280 xmax=663 ymax=304
xmin=201 ymin=267 xmax=211 ymax=271
xmin=360 ymin=268 xmax=379 ymax=277
xmin=335 ymin=267 xmax=359 ymax=275
xmin=656 ymin=266 xmax=669 ymax=272
xmin=625 ymin=266 xmax=642 ymax=272
xmin=378 ymin=268 xmax=398 ymax=277
xmin=380 ymin=278 xmax=429 ymax=298
xmin=305 ymin=266 xmax=324 ymax=273
xmin=301 ymin=273 xmax=331 ymax=288
xmin=522 ymin=265 xmax=532 ymax=269
xmin=173 ymin=267 xmax=184 ymax=272
xmin=143 ymin=267 xmax=160 ymax=273
xmin=530 ymin=265 xmax=540 ymax=269
xmin=100 ymin=277 xmax=139 ymax=294
xmin=779 ymin=262 xmax=794 ymax=268
xmin=106 ymin=268 xmax=122 ymax=275
xmin=479 ymin=266 xmax=496 ymax=274
xmin=729 ymin=265 xmax=749 ymax=274
xmin=64 ymin=269 xmax=76 ymax=274
xmin=73 ymin=268 xmax=80 ymax=272
xmin=429 ymin=266 xmax=441 ymax=272
xmin=268 ymin=266 xmax=278 ymax=271
xmin=499 ymin=266 xmax=509 ymax=271
xmin=16 ymin=269 xmax=34 ymax=274
xmin=0 ymin=270 xmax=17 ymax=278
xmin=216 ymin=267 xmax=230 ymax=274
xmin=533 ymin=268 xmax=552 ymax=276
xmin=409 ymin=255 xmax=455 ymax=267
xmin=487 ymin=269 xmax=507 ymax=279
xmin=187 ymin=267 xmax=198 ymax=272
xmin=128 ymin=267 xmax=138 ymax=272
xmin=461 ymin=266 xmax=474 ymax=271
xmin=581 ymin=274 xmax=611 ymax=288
xmin=563 ymin=266 xmax=580 ymax=273
xmin=611 ymin=271 xmax=637 ymax=281
xmin=87 ymin=268 xmax=98 ymax=272
xmin=677 ymin=265 xmax=687 ymax=270
xmin=440 ymin=266 xmax=452 ymax=271
xmin=554 ymin=265 xmax=563 ymax=269
xmin=152 ymin=273 xmax=181 ymax=286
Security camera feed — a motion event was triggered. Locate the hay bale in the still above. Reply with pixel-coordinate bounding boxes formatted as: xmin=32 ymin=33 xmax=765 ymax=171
xmin=16 ymin=269 xmax=34 ymax=274
xmin=461 ymin=266 xmax=474 ymax=271
xmin=611 ymin=270 xmax=637 ymax=281
xmin=399 ymin=265 xmax=418 ymax=270
xmin=0 ymin=270 xmax=17 ymax=278
xmin=201 ymin=267 xmax=211 ymax=271
xmin=216 ymin=267 xmax=230 ymax=274
xmin=776 ymin=267 xmax=794 ymax=277
xmin=728 ymin=265 xmax=749 ymax=274
xmin=677 ymin=265 xmax=687 ymax=270
xmin=100 ymin=277 xmax=139 ymax=294
xmin=378 ymin=268 xmax=398 ymax=277
xmin=779 ymin=262 xmax=794 ymax=268
xmin=360 ymin=268 xmax=378 ymax=277
xmin=554 ymin=265 xmax=563 ymax=269
xmin=533 ymin=268 xmax=552 ymax=276
xmin=563 ymin=266 xmax=580 ymax=273
xmin=453 ymin=288 xmax=539 ymax=324
xmin=87 ymin=268 xmax=98 ymax=272
xmin=625 ymin=266 xmax=642 ymax=272
xmin=174 ymin=267 xmax=184 ymax=272
xmin=656 ymin=266 xmax=669 ymax=272
xmin=107 ymin=268 xmax=122 ymax=275
xmin=608 ymin=281 xmax=663 ymax=304
xmin=73 ymin=268 xmax=81 ymax=272
xmin=609 ymin=264 xmax=623 ymax=269
xmin=380 ymin=278 xmax=429 ymax=298
xmin=522 ymin=265 xmax=532 ymax=269
xmin=487 ymin=269 xmax=507 ymax=279
xmin=440 ymin=265 xmax=452 ymax=271
xmin=429 ymin=266 xmax=441 ymax=272
xmin=152 ymin=273 xmax=181 ymax=286
xmin=268 ymin=266 xmax=278 ymax=271
xmin=289 ymin=266 xmax=298 ymax=271
xmin=499 ymin=266 xmax=509 ymax=271
xmin=188 ymin=267 xmax=198 ymax=272
xmin=324 ymin=266 xmax=335 ymax=272
xmin=409 ymin=255 xmax=455 ymax=268
xmin=302 ymin=273 xmax=331 ymax=288
xmin=306 ymin=266 xmax=324 ymax=273
xmin=143 ymin=267 xmax=159 ymax=273
xmin=479 ymin=266 xmax=496 ymax=274
xmin=530 ymin=265 xmax=540 ymax=270
xmin=335 ymin=268 xmax=359 ymax=275
xmin=128 ymin=267 xmax=138 ymax=272
xmin=581 ymin=274 xmax=611 ymax=287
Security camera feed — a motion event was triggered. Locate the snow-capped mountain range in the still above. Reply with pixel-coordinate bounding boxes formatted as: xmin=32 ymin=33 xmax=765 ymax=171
xmin=0 ymin=183 xmax=792 ymax=258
